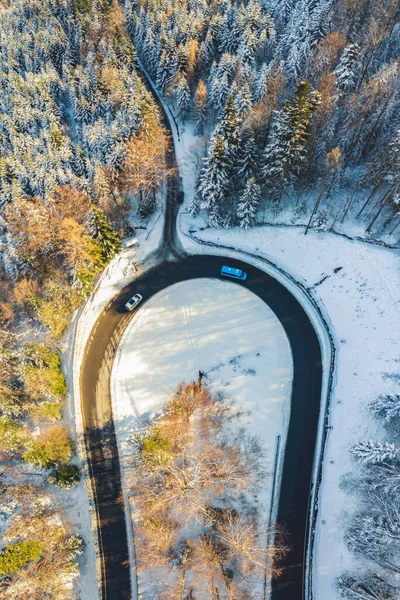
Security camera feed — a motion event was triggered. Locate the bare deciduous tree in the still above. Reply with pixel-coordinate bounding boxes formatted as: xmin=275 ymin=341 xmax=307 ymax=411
xmin=130 ymin=381 xmax=287 ymax=598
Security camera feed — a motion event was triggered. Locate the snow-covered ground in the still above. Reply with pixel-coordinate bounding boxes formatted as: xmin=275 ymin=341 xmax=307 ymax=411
xmin=179 ymin=218 xmax=400 ymax=597
xmin=110 ymin=278 xmax=293 ymax=595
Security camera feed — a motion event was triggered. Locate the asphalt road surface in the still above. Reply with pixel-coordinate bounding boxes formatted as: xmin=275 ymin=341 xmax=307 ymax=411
xmin=80 ymin=254 xmax=322 ymax=600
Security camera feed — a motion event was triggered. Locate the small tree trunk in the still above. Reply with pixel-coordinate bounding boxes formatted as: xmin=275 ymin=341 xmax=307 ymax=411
xmin=356 ymin=180 xmax=382 ymax=218
xmin=330 ymin=195 xmax=346 ymax=231
xmin=389 ymin=217 xmax=400 ymax=235
xmin=295 ymin=184 xmax=304 ymax=207
xmin=342 ymin=112 xmax=371 ymax=171
xmin=383 ymin=211 xmax=397 ymax=229
xmin=305 ymin=180 xmax=327 ymax=235
xmin=365 ymin=195 xmax=387 ymax=233
xmin=340 ymin=192 xmax=356 ymax=224
xmin=180 ymin=570 xmax=186 ymax=600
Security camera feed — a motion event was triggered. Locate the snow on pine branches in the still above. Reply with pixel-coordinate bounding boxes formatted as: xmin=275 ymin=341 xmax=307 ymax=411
xmin=339 ymin=385 xmax=400 ymax=594
xmin=351 ymin=440 xmax=400 ymax=464
xmin=237 ymin=178 xmax=261 ymax=230
xmin=369 ymin=395 xmax=400 ymax=423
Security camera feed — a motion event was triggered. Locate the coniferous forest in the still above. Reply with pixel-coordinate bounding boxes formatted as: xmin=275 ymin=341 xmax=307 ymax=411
xmin=127 ymin=0 xmax=400 ymax=235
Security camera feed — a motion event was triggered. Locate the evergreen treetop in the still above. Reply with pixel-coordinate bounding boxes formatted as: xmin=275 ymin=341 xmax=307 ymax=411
xmin=87 ymin=206 xmax=122 ymax=264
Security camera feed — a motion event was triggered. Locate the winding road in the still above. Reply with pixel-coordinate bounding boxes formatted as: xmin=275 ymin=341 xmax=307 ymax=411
xmin=79 ymin=66 xmax=323 ymax=600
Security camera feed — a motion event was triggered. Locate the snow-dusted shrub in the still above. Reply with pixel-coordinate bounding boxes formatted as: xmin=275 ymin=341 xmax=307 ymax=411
xmin=47 ymin=464 xmax=80 ymax=489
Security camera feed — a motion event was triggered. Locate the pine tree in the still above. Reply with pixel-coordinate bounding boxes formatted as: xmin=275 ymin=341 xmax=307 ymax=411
xmin=220 ymin=7 xmax=240 ymax=54
xmin=234 ymin=81 xmax=253 ymax=115
xmin=124 ymin=1 xmax=136 ymax=37
xmin=198 ymin=134 xmax=230 ymax=212
xmin=253 ymin=62 xmax=271 ymax=103
xmin=203 ymin=30 xmax=216 ymax=67
xmin=308 ymin=0 xmax=332 ymax=49
xmin=269 ymin=0 xmax=296 ymax=25
xmin=208 ymin=60 xmax=219 ymax=88
xmin=197 ymin=41 xmax=207 ymax=72
xmin=262 ymin=79 xmax=321 ymax=192
xmin=207 ymin=207 xmax=223 ymax=228
xmin=217 ymin=52 xmax=237 ymax=81
xmin=209 ymin=73 xmax=230 ymax=113
xmin=176 ymin=73 xmax=191 ymax=120
xmin=334 ymin=44 xmax=360 ymax=93
xmin=217 ymin=94 xmax=242 ymax=157
xmin=237 ymin=178 xmax=261 ymax=229
xmin=262 ymin=108 xmax=292 ymax=186
xmin=156 ymin=49 xmax=172 ymax=92
xmin=239 ymin=26 xmax=257 ymax=67
xmin=281 ymin=0 xmax=309 ymax=77
xmin=193 ymin=79 xmax=208 ymax=136
xmin=143 ymin=28 xmax=156 ymax=74
xmin=168 ymin=46 xmax=180 ymax=85
xmin=176 ymin=43 xmax=187 ymax=74
xmin=87 ymin=207 xmax=122 ymax=264
xmin=70 ymin=145 xmax=86 ymax=177
xmin=351 ymin=440 xmax=400 ymax=464
xmin=370 ymin=395 xmax=400 ymax=423
xmin=287 ymin=79 xmax=321 ymax=169
xmin=189 ymin=195 xmax=200 ymax=217
xmin=237 ymin=135 xmax=258 ymax=180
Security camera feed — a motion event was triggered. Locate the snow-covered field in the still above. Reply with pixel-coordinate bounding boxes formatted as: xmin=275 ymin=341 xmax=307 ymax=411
xmin=111 ymin=278 xmax=293 ymax=594
xmin=180 ymin=219 xmax=400 ymax=597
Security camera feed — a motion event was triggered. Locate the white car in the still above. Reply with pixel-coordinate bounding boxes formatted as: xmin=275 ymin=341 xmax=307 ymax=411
xmin=125 ymin=293 xmax=143 ymax=311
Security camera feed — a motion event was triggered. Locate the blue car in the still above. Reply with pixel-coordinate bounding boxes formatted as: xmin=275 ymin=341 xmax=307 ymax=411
xmin=220 ymin=265 xmax=247 ymax=280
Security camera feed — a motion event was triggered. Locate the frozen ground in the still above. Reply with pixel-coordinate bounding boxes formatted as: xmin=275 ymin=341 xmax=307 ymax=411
xmin=180 ymin=219 xmax=400 ymax=597
xmin=111 ymin=278 xmax=293 ymax=595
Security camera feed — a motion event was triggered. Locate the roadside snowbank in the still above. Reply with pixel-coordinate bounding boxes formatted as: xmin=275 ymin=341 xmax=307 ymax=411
xmin=111 ymin=278 xmax=293 ymax=594
xmin=181 ymin=219 xmax=400 ymax=598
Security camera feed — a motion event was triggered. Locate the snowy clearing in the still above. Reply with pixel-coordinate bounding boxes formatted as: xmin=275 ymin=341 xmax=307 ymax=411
xmin=180 ymin=218 xmax=400 ymax=598
xmin=111 ymin=278 xmax=293 ymax=595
